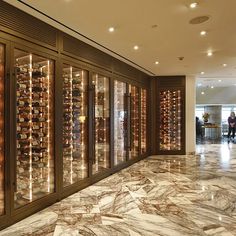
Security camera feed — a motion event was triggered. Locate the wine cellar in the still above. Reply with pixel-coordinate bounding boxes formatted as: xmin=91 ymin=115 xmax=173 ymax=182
xmin=0 ymin=1 xmax=186 ymax=230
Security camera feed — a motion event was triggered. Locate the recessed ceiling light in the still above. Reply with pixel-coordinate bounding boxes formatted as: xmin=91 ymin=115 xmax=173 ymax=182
xmin=108 ymin=27 xmax=115 ymax=32
xmin=200 ymin=71 xmax=205 ymax=75
xmin=190 ymin=2 xmax=198 ymax=8
xmin=218 ymin=79 xmax=222 ymax=82
xmin=223 ymin=63 xmax=227 ymax=67
xmin=200 ymin=31 xmax=207 ymax=36
xmin=133 ymin=45 xmax=139 ymax=50
xmin=207 ymin=51 xmax=213 ymax=57
xmin=155 ymin=61 xmax=159 ymax=65
xmin=210 ymin=86 xmax=214 ymax=89
xmin=201 ymin=91 xmax=205 ymax=95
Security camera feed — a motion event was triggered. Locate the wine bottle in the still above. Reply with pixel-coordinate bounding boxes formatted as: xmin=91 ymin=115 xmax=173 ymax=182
xmin=32 ymin=87 xmax=46 ymax=93
xmin=32 ymin=101 xmax=47 ymax=107
xmin=32 ymin=125 xmax=41 ymax=130
xmin=17 ymin=117 xmax=30 ymax=123
xmin=17 ymin=83 xmax=27 ymax=89
xmin=17 ymin=133 xmax=28 ymax=139
xmin=32 ymin=71 xmax=46 ymax=78
xmin=72 ymin=90 xmax=81 ymax=96
xmin=17 ymin=100 xmax=30 ymax=106
xmin=32 ymin=140 xmax=40 ymax=146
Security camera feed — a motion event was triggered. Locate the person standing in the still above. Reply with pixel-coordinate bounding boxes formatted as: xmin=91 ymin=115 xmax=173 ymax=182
xmin=227 ymin=111 xmax=236 ymax=142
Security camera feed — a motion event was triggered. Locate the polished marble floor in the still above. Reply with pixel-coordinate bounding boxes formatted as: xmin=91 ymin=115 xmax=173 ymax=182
xmin=1 ymin=143 xmax=236 ymax=235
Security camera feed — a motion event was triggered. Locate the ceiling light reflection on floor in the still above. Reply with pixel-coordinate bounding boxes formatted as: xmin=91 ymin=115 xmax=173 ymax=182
xmin=220 ymin=144 xmax=231 ymax=169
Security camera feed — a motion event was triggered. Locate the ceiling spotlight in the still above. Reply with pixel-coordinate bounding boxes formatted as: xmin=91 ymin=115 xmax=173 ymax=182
xmin=223 ymin=63 xmax=227 ymax=67
xmin=155 ymin=61 xmax=159 ymax=65
xmin=218 ymin=79 xmax=222 ymax=82
xmin=201 ymin=91 xmax=205 ymax=95
xmin=133 ymin=45 xmax=139 ymax=50
xmin=210 ymin=86 xmax=214 ymax=89
xmin=207 ymin=51 xmax=213 ymax=57
xmin=190 ymin=2 xmax=198 ymax=8
xmin=200 ymin=71 xmax=205 ymax=75
xmin=200 ymin=31 xmax=207 ymax=36
xmin=108 ymin=27 xmax=115 ymax=32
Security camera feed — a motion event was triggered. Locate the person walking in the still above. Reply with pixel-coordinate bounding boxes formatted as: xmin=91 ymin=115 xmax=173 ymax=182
xmin=227 ymin=111 xmax=236 ymax=143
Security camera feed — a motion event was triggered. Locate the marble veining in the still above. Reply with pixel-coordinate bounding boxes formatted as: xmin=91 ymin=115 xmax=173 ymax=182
xmin=1 ymin=143 xmax=236 ymax=235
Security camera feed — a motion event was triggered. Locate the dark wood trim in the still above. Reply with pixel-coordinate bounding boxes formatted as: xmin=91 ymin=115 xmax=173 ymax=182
xmin=88 ymin=71 xmax=94 ymax=178
xmin=110 ymin=77 xmax=114 ymax=169
xmin=55 ymin=56 xmax=63 ymax=200
xmin=0 ymin=39 xmax=10 ymax=229
xmin=150 ymin=78 xmax=157 ymax=154
xmin=0 ymin=193 xmax=58 ymax=231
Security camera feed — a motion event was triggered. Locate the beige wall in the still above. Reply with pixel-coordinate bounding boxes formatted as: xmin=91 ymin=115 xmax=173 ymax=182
xmin=186 ymin=76 xmax=196 ymax=154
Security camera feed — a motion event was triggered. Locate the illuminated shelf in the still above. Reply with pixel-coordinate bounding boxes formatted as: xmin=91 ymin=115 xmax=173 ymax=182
xmin=62 ymin=65 xmax=88 ymax=186
xmin=14 ymin=49 xmax=54 ymax=208
xmin=159 ymin=90 xmax=181 ymax=151
xmin=92 ymin=74 xmax=110 ymax=174
xmin=141 ymin=88 xmax=147 ymax=154
xmin=130 ymin=85 xmax=139 ymax=159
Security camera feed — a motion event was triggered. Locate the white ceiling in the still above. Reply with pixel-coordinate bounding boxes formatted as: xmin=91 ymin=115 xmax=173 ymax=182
xmin=5 ymin=0 xmax=236 ymax=87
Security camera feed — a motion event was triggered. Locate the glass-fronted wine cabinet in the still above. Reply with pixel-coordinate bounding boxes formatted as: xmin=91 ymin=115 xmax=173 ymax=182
xmin=14 ymin=49 xmax=54 ymax=208
xmin=159 ymin=90 xmax=181 ymax=151
xmin=0 ymin=44 xmax=4 ymax=216
xmin=62 ymin=65 xmax=88 ymax=187
xmin=92 ymin=74 xmax=110 ymax=175
xmin=0 ymin=24 xmax=150 ymax=231
xmin=129 ymin=85 xmax=139 ymax=159
xmin=114 ymin=80 xmax=127 ymax=165
xmin=141 ymin=88 xmax=147 ymax=154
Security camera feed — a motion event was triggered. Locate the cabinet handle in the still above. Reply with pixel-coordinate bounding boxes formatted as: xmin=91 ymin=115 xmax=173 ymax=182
xmin=12 ymin=70 xmax=17 ymax=192
xmin=89 ymin=85 xmax=96 ymax=164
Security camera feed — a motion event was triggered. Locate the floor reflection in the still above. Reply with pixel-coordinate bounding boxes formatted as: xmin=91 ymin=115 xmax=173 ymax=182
xmin=1 ymin=143 xmax=236 ymax=235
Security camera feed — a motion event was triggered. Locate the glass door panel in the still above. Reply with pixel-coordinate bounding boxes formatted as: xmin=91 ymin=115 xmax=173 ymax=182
xmin=129 ymin=85 xmax=139 ymax=159
xmin=62 ymin=65 xmax=88 ymax=187
xmin=0 ymin=44 xmax=4 ymax=215
xmin=141 ymin=88 xmax=147 ymax=154
xmin=92 ymin=74 xmax=110 ymax=174
xmin=159 ymin=90 xmax=181 ymax=150
xmin=114 ymin=80 xmax=127 ymax=165
xmin=14 ymin=49 xmax=54 ymax=208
